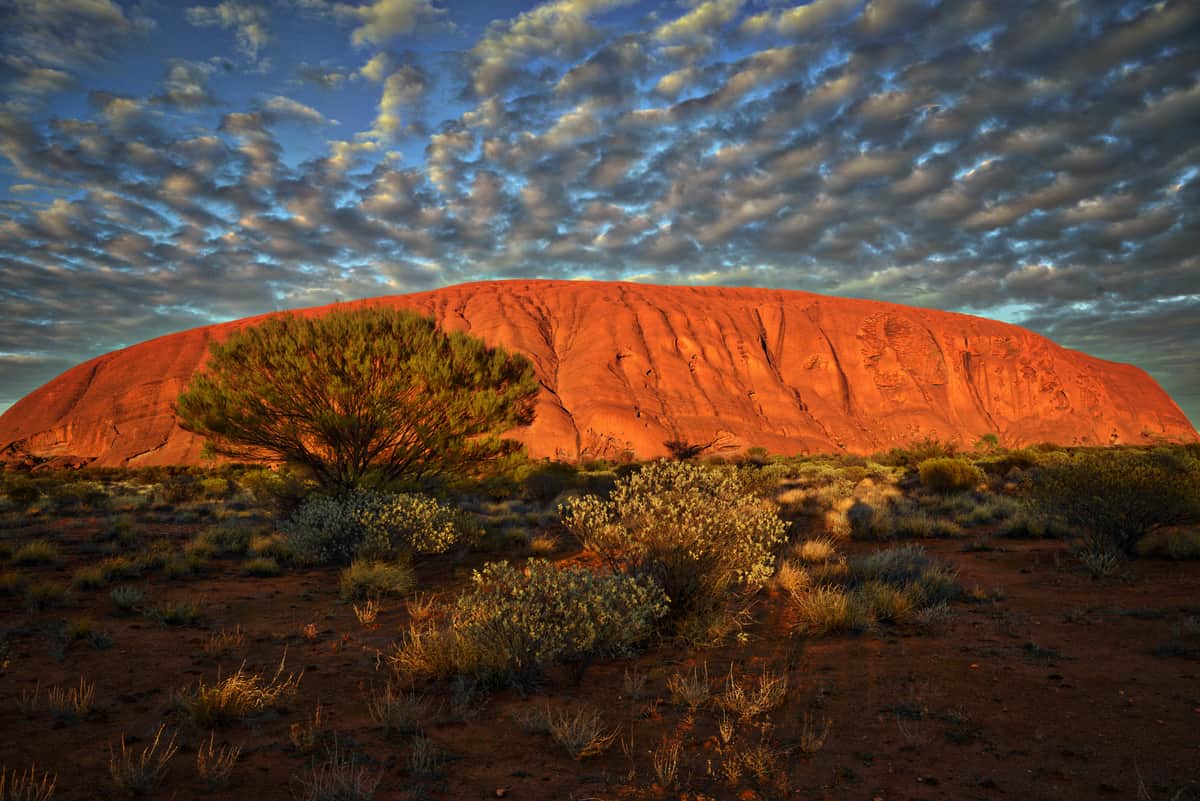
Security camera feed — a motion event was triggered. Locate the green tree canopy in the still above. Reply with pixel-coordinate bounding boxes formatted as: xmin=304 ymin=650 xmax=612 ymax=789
xmin=175 ymin=306 xmax=539 ymax=492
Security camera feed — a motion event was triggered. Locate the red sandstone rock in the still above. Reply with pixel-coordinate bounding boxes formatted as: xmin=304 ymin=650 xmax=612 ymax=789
xmin=0 ymin=281 xmax=1195 ymax=467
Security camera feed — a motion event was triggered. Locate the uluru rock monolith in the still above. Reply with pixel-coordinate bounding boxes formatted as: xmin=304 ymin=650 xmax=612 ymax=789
xmin=1 ymin=281 xmax=1195 ymax=467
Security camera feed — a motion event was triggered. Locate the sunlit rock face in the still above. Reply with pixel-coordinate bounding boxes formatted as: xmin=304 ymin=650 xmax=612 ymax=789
xmin=1 ymin=280 xmax=1195 ymax=467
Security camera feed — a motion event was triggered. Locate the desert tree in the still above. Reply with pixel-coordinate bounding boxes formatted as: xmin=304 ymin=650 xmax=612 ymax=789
xmin=175 ymin=306 xmax=539 ymax=492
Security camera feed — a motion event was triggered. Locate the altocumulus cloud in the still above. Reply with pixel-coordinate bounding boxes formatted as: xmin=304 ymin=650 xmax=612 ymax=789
xmin=0 ymin=0 xmax=1197 ymax=425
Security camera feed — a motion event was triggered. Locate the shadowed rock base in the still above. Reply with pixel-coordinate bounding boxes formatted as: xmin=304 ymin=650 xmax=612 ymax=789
xmin=0 ymin=280 xmax=1195 ymax=467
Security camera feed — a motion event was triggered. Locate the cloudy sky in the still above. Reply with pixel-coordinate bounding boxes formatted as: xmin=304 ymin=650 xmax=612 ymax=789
xmin=1 ymin=0 xmax=1197 ymax=425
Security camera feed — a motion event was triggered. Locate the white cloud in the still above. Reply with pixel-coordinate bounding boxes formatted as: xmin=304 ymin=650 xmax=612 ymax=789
xmin=334 ymin=0 xmax=444 ymax=46
xmin=186 ymin=2 xmax=271 ymax=61
xmin=654 ymin=0 xmax=742 ymax=43
xmin=741 ymin=0 xmax=859 ymax=37
xmin=365 ymin=65 xmax=426 ymax=139
xmin=262 ymin=96 xmax=329 ymax=125
xmin=470 ymin=0 xmax=635 ymax=97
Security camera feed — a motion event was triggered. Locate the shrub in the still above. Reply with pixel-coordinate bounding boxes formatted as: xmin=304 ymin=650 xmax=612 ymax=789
xmin=73 ymin=565 xmax=112 ymax=590
xmin=11 ymin=540 xmax=60 ymax=566
xmin=199 ymin=478 xmax=230 ymax=499
xmin=193 ymin=524 xmax=252 ymax=557
xmin=877 ymin=436 xmax=958 ymax=468
xmin=3 ymin=479 xmax=42 ymax=511
xmin=918 ymin=458 xmax=984 ymax=494
xmin=0 ymin=571 xmax=27 ymax=596
xmin=391 ymin=560 xmax=667 ymax=684
xmin=1135 ymin=529 xmax=1200 ymax=560
xmin=338 ymin=560 xmax=415 ymax=600
xmin=25 ymin=581 xmax=68 ymax=610
xmin=522 ymin=462 xmax=579 ymax=501
xmin=110 ymin=586 xmax=144 ymax=614
xmin=284 ymin=491 xmax=472 ymax=565
xmin=560 ymin=460 xmax=786 ymax=624
xmin=1030 ymin=448 xmax=1200 ymax=552
xmin=248 ymin=533 xmax=294 ymax=562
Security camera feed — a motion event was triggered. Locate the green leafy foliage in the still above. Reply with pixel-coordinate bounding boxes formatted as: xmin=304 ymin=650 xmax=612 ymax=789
xmin=560 ymin=460 xmax=787 ymax=624
xmin=284 ymin=490 xmax=474 ymax=565
xmin=176 ymin=307 xmax=539 ymax=492
xmin=1030 ymin=448 xmax=1200 ymax=552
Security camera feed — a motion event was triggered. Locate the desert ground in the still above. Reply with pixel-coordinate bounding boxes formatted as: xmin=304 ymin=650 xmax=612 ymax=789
xmin=1 ymin=449 xmax=1198 ymax=801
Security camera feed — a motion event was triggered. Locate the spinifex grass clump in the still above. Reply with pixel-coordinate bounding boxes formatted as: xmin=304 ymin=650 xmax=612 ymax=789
xmin=560 ymin=460 xmax=786 ymax=628
xmin=339 ymin=559 xmax=415 ymax=600
xmin=179 ymin=654 xmax=301 ymax=726
xmin=284 ymin=491 xmax=474 ymax=565
xmin=789 ymin=544 xmax=959 ymax=635
xmin=390 ymin=559 xmax=666 ymax=685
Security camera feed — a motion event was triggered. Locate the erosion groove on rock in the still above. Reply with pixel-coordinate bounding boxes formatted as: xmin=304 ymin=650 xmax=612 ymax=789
xmin=1 ymin=281 xmax=1195 ymax=467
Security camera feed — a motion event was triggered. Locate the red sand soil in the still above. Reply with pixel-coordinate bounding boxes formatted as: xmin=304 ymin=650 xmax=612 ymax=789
xmin=1 ymin=510 xmax=1198 ymax=801
xmin=1 ymin=280 xmax=1195 ymax=468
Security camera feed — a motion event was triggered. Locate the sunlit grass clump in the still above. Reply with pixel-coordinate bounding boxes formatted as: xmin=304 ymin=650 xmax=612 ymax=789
xmin=789 ymin=544 xmax=959 ymax=635
xmin=178 ymin=656 xmax=301 ymax=726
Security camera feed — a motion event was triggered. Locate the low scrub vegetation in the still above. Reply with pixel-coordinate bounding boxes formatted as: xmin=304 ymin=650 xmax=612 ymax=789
xmin=1030 ymin=448 xmax=1200 ymax=552
xmin=918 ymin=457 xmax=984 ymax=493
xmin=789 ymin=544 xmax=959 ymax=634
xmin=3 ymin=445 xmax=1198 ymax=799
xmin=285 ymin=490 xmax=474 ymax=565
xmin=390 ymin=559 xmax=666 ymax=685
xmin=560 ymin=460 xmax=786 ymax=627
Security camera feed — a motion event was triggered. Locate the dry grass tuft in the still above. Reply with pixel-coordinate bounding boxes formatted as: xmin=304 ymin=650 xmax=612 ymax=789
xmin=293 ymin=737 xmax=379 ymax=801
xmin=108 ymin=724 xmax=178 ymax=796
xmin=46 ymin=676 xmax=95 ymax=722
xmin=0 ymin=763 xmax=56 ymax=801
xmin=179 ymin=652 xmax=301 ymax=726
xmin=353 ymin=599 xmax=381 ymax=627
xmin=650 ymin=734 xmax=682 ymax=787
xmin=367 ymin=683 xmax=427 ymax=736
xmin=196 ymin=731 xmax=240 ymax=790
xmin=546 ymin=706 xmax=618 ymax=759
xmin=716 ymin=664 xmax=788 ymax=720
xmin=203 ymin=625 xmax=245 ymax=656
xmin=666 ymin=662 xmax=711 ymax=710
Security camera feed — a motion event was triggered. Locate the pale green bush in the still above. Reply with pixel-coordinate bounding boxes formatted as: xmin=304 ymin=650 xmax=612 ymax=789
xmin=284 ymin=491 xmax=473 ymax=565
xmin=392 ymin=560 xmax=667 ymax=684
xmin=560 ymin=460 xmax=786 ymax=622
